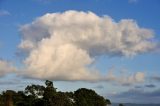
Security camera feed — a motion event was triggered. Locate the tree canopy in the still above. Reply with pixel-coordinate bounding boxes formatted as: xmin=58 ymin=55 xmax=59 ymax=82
xmin=0 ymin=80 xmax=111 ymax=106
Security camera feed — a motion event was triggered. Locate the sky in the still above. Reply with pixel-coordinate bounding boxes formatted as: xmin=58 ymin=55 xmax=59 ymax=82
xmin=0 ymin=0 xmax=160 ymax=104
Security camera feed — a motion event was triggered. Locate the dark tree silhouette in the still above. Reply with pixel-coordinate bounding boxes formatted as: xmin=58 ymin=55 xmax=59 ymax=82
xmin=119 ymin=103 xmax=125 ymax=106
xmin=25 ymin=84 xmax=45 ymax=98
xmin=74 ymin=88 xmax=107 ymax=106
xmin=0 ymin=80 xmax=111 ymax=106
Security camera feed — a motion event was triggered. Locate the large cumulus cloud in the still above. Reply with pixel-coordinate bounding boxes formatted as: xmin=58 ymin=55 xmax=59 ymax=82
xmin=19 ymin=10 xmax=155 ymax=82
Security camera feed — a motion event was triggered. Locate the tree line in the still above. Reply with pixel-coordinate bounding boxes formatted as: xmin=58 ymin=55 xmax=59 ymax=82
xmin=0 ymin=80 xmax=111 ymax=106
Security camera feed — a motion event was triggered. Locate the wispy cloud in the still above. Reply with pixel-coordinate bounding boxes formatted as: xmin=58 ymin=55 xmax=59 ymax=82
xmin=145 ymin=84 xmax=156 ymax=88
xmin=128 ymin=0 xmax=138 ymax=4
xmin=150 ymin=75 xmax=160 ymax=82
xmin=0 ymin=10 xmax=10 ymax=17
xmin=0 ymin=59 xmax=16 ymax=77
xmin=33 ymin=0 xmax=56 ymax=4
xmin=134 ymin=85 xmax=143 ymax=89
xmin=0 ymin=42 xmax=3 ymax=48
xmin=0 ymin=80 xmax=20 ymax=85
xmin=94 ymin=85 xmax=104 ymax=89
xmin=135 ymin=84 xmax=156 ymax=89
xmin=109 ymin=89 xmax=160 ymax=103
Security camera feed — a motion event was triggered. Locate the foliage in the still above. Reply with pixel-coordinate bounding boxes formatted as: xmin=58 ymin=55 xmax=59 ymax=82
xmin=0 ymin=80 xmax=111 ymax=106
xmin=74 ymin=88 xmax=108 ymax=106
xmin=119 ymin=103 xmax=125 ymax=106
xmin=25 ymin=84 xmax=45 ymax=98
xmin=106 ymin=99 xmax=111 ymax=105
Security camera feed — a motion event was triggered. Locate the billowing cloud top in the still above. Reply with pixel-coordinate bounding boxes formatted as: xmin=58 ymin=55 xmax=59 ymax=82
xmin=19 ymin=10 xmax=155 ymax=82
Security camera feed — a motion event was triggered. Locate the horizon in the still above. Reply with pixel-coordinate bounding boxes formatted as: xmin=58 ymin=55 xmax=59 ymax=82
xmin=0 ymin=0 xmax=160 ymax=104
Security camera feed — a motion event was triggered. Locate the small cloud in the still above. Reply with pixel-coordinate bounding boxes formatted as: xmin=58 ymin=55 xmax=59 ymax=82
xmin=0 ymin=80 xmax=20 ymax=85
xmin=134 ymin=84 xmax=156 ymax=89
xmin=0 ymin=10 xmax=10 ymax=17
xmin=150 ymin=76 xmax=160 ymax=82
xmin=128 ymin=0 xmax=138 ymax=4
xmin=129 ymin=0 xmax=138 ymax=3
xmin=118 ymin=72 xmax=145 ymax=86
xmin=153 ymin=43 xmax=160 ymax=53
xmin=94 ymin=85 xmax=104 ymax=89
xmin=135 ymin=85 xmax=142 ymax=89
xmin=33 ymin=0 xmax=55 ymax=4
xmin=0 ymin=42 xmax=3 ymax=48
xmin=0 ymin=59 xmax=16 ymax=77
xmin=145 ymin=84 xmax=156 ymax=88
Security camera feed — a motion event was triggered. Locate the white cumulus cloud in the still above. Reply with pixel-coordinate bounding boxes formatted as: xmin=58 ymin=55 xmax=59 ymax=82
xmin=19 ymin=10 xmax=155 ymax=82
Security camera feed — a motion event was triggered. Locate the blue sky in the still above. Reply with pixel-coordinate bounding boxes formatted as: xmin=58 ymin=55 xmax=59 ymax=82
xmin=0 ymin=0 xmax=160 ymax=104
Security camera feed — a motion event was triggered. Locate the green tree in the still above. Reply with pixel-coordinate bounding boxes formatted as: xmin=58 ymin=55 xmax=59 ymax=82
xmin=25 ymin=84 xmax=45 ymax=98
xmin=106 ymin=99 xmax=111 ymax=105
xmin=74 ymin=88 xmax=108 ymax=106
xmin=51 ymin=92 xmax=74 ymax=106
xmin=4 ymin=90 xmax=16 ymax=106
xmin=43 ymin=80 xmax=57 ymax=106
xmin=32 ymin=98 xmax=46 ymax=106
xmin=0 ymin=80 xmax=111 ymax=106
xmin=14 ymin=91 xmax=28 ymax=106
xmin=119 ymin=103 xmax=124 ymax=106
xmin=0 ymin=92 xmax=5 ymax=106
